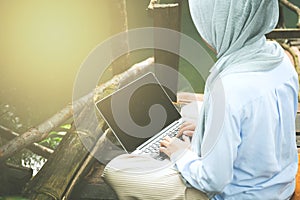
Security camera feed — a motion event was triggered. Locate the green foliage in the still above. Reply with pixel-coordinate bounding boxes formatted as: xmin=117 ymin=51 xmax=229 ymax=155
xmin=39 ymin=131 xmax=63 ymax=149
xmin=39 ymin=124 xmax=71 ymax=149
xmin=60 ymin=123 xmax=71 ymax=129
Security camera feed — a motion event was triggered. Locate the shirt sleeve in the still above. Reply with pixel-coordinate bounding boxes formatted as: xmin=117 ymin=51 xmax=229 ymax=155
xmin=171 ymin=106 xmax=241 ymax=197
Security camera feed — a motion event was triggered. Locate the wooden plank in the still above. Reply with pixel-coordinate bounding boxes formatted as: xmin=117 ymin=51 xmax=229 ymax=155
xmin=266 ymin=29 xmax=300 ymax=39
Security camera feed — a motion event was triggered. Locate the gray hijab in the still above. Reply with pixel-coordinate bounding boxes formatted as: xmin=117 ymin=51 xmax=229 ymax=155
xmin=189 ymin=0 xmax=285 ymax=156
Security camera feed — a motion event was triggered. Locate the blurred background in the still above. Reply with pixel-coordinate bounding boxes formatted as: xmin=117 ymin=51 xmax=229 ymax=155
xmin=0 ymin=0 xmax=300 ymax=197
xmin=0 ymin=0 xmax=299 ymax=131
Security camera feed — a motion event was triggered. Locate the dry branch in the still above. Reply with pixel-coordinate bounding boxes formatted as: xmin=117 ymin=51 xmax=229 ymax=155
xmin=152 ymin=2 xmax=181 ymax=101
xmin=0 ymin=57 xmax=154 ymax=162
xmin=0 ymin=125 xmax=53 ymax=158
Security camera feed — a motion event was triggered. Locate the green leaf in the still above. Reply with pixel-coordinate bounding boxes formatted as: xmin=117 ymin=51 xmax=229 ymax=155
xmin=60 ymin=123 xmax=71 ymax=129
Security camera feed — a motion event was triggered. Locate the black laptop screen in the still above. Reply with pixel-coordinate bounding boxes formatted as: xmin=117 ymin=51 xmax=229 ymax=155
xmin=96 ymin=73 xmax=181 ymax=153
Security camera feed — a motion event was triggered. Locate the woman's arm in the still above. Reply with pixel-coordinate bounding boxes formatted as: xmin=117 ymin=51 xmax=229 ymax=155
xmin=161 ymin=106 xmax=241 ymax=196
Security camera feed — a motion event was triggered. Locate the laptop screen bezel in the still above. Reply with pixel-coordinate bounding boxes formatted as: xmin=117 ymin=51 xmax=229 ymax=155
xmin=95 ymin=72 xmax=181 ymax=153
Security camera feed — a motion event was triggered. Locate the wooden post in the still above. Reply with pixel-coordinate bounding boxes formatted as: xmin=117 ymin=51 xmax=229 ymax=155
xmin=23 ymin=130 xmax=88 ymax=200
xmin=108 ymin=0 xmax=130 ymax=75
xmin=151 ymin=2 xmax=182 ymax=102
xmin=23 ymin=96 xmax=114 ymax=200
xmin=277 ymin=3 xmax=286 ymax=28
xmin=62 ymin=129 xmax=122 ymax=200
xmin=21 ymin=58 xmax=154 ymax=200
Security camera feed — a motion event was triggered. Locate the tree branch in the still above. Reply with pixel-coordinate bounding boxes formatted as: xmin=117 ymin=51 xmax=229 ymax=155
xmin=0 ymin=57 xmax=154 ymax=162
xmin=0 ymin=125 xmax=53 ymax=158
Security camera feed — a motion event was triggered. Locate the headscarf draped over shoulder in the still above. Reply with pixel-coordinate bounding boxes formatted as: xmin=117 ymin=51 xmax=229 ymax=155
xmin=188 ymin=0 xmax=284 ymax=156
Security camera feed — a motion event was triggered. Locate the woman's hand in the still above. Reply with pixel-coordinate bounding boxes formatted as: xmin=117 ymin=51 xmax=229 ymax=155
xmin=177 ymin=121 xmax=196 ymax=138
xmin=159 ymin=135 xmax=191 ymax=158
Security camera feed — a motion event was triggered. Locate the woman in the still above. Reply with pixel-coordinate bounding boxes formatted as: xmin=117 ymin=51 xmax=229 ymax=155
xmin=103 ymin=0 xmax=299 ymax=199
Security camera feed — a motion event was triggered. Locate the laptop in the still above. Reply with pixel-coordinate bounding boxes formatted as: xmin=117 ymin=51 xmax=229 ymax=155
xmin=95 ymin=72 xmax=183 ymax=160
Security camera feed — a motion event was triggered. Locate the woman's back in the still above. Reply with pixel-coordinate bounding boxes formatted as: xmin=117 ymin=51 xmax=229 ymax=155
xmin=217 ymin=54 xmax=299 ymax=199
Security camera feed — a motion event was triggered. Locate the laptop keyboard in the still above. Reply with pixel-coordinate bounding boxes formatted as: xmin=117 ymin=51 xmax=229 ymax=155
xmin=140 ymin=121 xmax=182 ymax=159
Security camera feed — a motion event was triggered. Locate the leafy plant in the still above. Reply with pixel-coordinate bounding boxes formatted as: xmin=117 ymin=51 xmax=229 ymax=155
xmin=38 ymin=124 xmax=71 ymax=149
xmin=39 ymin=131 xmax=62 ymax=149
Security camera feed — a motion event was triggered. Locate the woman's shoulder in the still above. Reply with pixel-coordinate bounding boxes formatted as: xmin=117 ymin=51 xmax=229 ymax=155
xmin=218 ymin=57 xmax=298 ymax=112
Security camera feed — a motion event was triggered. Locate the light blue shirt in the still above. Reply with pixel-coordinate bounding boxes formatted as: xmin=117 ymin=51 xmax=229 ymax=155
xmin=171 ymin=55 xmax=299 ymax=200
